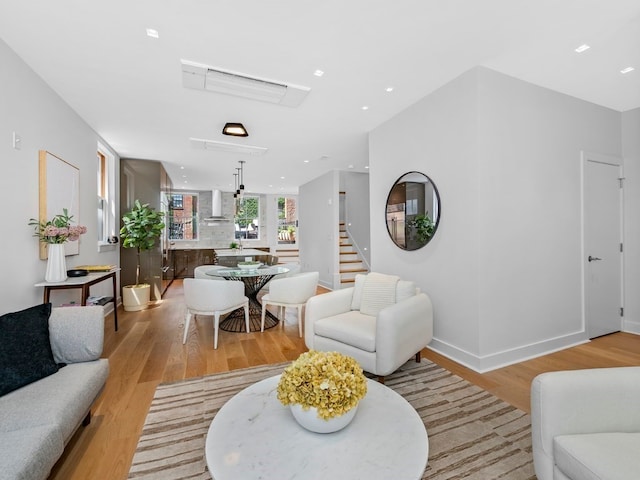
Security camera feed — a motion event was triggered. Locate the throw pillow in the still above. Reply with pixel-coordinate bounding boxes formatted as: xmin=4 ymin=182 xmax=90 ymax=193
xmin=0 ymin=303 xmax=59 ymax=396
xmin=360 ymin=272 xmax=399 ymax=316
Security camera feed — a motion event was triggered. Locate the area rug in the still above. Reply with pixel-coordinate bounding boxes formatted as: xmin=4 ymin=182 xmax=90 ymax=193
xmin=128 ymin=360 xmax=535 ymax=479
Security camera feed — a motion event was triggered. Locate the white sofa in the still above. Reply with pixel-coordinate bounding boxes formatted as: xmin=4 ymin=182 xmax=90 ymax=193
xmin=305 ymin=273 xmax=433 ymax=378
xmin=531 ymin=366 xmax=640 ymax=480
xmin=0 ymin=306 xmax=109 ymax=480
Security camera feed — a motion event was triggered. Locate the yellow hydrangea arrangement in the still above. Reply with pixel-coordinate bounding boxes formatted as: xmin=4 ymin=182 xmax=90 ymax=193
xmin=277 ymin=350 xmax=368 ymax=420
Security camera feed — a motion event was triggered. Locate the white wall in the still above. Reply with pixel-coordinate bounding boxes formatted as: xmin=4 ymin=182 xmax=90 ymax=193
xmin=370 ymin=66 xmax=627 ymax=371
xmin=0 ymin=38 xmax=119 ymax=314
xmin=623 ymin=108 xmax=640 ymax=333
xmin=299 ymin=170 xmax=339 ymax=289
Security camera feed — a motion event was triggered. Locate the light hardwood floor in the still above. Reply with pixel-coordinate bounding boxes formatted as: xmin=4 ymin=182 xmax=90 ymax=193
xmin=50 ymin=279 xmax=640 ymax=479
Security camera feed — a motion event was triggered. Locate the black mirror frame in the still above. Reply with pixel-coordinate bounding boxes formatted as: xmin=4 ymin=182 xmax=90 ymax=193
xmin=385 ymin=171 xmax=441 ymax=251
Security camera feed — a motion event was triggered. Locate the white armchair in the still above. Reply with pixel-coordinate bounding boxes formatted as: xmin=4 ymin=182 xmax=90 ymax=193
xmin=531 ymin=366 xmax=640 ymax=480
xmin=305 ymin=273 xmax=433 ymax=379
xmin=182 ymin=278 xmax=249 ymax=348
xmin=261 ymin=271 xmax=319 ymax=337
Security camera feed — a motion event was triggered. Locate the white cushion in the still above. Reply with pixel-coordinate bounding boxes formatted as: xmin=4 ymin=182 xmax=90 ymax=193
xmin=350 ymin=274 xmax=367 ymax=310
xmin=554 ymin=432 xmax=640 ymax=480
xmin=360 ymin=273 xmax=399 ymax=316
xmin=313 ymin=311 xmax=376 ymax=352
xmin=396 ymin=280 xmax=417 ymax=303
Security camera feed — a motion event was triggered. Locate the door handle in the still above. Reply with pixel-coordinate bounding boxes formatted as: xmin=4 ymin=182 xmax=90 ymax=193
xmin=588 ymin=255 xmax=602 ymax=262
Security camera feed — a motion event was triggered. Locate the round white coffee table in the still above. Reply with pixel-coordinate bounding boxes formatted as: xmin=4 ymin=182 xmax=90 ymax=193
xmin=205 ymin=375 xmax=428 ymax=480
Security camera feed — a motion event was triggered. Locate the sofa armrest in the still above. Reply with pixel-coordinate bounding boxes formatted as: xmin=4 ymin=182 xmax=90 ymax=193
xmin=304 ymin=287 xmax=354 ymax=349
xmin=49 ymin=306 xmax=105 ymax=364
xmin=531 ymin=366 xmax=640 ymax=480
xmin=375 ymin=293 xmax=433 ymax=376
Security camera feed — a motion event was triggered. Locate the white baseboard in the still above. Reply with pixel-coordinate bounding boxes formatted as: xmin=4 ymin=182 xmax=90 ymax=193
xmin=623 ymin=318 xmax=640 ymax=335
xmin=428 ymin=331 xmax=590 ymax=373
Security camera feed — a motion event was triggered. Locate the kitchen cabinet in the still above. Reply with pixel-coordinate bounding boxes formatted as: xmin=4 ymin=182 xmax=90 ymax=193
xmin=172 ymin=249 xmax=217 ymax=278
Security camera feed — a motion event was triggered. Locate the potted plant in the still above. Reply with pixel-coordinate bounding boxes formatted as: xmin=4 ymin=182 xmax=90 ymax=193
xmin=120 ymin=200 xmax=165 ymax=311
xmin=408 ymin=213 xmax=435 ymax=244
xmin=277 ymin=350 xmax=368 ymax=433
xmin=229 ymin=241 xmax=239 ymax=250
xmin=29 ymin=208 xmax=88 ymax=282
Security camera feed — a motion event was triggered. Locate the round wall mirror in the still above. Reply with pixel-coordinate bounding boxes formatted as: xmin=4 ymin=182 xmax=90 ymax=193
xmin=385 ymin=171 xmax=441 ymax=250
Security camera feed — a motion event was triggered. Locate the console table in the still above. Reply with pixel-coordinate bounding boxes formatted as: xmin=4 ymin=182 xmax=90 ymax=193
xmin=205 ymin=375 xmax=429 ymax=479
xmin=35 ymin=269 xmax=119 ymax=331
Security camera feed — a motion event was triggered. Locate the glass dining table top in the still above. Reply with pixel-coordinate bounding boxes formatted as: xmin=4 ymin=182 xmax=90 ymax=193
xmin=206 ymin=265 xmax=290 ymax=278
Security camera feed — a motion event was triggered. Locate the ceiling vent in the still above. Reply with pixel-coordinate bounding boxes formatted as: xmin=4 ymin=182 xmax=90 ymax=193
xmin=181 ymin=59 xmax=310 ymax=107
xmin=189 ymin=137 xmax=268 ymax=156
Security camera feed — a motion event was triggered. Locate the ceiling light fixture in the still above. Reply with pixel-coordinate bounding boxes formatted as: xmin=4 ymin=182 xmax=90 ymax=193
xmin=314 ymin=70 xmax=325 ymax=77
xmin=621 ymin=66 xmax=635 ymax=74
xmin=385 ymin=86 xmax=394 ymax=92
xmin=222 ymin=122 xmax=248 ymax=137
xmin=574 ymin=44 xmax=590 ymax=53
xmin=361 ymin=106 xmax=369 ymax=111
xmin=146 ymin=28 xmax=159 ymax=38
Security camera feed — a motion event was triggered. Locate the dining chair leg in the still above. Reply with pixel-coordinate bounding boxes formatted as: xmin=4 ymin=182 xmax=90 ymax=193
xmin=261 ymin=302 xmax=267 ymax=332
xmin=213 ymin=312 xmax=220 ymax=349
xmin=244 ymin=302 xmax=250 ymax=333
xmin=297 ymin=304 xmax=303 ymax=337
xmin=182 ymin=310 xmax=192 ymax=344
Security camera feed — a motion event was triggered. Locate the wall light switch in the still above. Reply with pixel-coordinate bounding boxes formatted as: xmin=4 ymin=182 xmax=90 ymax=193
xmin=12 ymin=132 xmax=21 ymax=150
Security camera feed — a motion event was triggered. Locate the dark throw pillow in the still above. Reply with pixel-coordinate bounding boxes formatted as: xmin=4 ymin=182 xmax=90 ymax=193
xmin=0 ymin=303 xmax=59 ymax=396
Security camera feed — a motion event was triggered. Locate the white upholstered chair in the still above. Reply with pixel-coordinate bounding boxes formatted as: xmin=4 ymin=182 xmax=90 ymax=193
xmin=193 ymin=265 xmax=226 ymax=280
xmin=305 ymin=272 xmax=433 ymax=380
xmin=531 ymin=366 xmax=640 ymax=480
xmin=182 ymin=278 xmax=249 ymax=348
xmin=261 ymin=271 xmax=319 ymax=337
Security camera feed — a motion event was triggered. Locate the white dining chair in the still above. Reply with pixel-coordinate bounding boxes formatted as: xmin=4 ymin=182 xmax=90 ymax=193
xmin=194 ymin=265 xmax=226 ymax=280
xmin=183 ymin=278 xmax=249 ymax=348
xmin=260 ymin=271 xmax=319 ymax=337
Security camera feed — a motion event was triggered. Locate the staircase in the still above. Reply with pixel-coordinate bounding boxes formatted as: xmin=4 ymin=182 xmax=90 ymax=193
xmin=275 ymin=248 xmax=299 ymax=265
xmin=339 ymin=223 xmax=368 ymax=286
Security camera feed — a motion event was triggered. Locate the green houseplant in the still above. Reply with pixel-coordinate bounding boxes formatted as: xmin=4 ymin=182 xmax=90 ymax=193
xmin=408 ymin=213 xmax=435 ymax=245
xmin=120 ymin=200 xmax=165 ymax=311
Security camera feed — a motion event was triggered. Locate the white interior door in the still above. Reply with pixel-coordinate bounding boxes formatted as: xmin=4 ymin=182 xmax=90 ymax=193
xmin=583 ymin=155 xmax=623 ymax=338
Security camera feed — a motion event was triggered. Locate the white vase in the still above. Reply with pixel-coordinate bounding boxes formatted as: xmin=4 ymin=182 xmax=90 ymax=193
xmin=290 ymin=404 xmax=358 ymax=434
xmin=45 ymin=243 xmax=67 ymax=283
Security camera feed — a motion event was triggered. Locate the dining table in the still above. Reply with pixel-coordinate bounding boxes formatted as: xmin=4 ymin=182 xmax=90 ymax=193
xmin=207 ymin=265 xmax=290 ymax=332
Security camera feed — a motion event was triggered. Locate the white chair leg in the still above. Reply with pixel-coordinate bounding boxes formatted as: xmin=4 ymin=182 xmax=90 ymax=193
xmin=244 ymin=302 xmax=250 ymax=333
xmin=297 ymin=304 xmax=303 ymax=337
xmin=261 ymin=301 xmax=267 ymax=332
xmin=183 ymin=311 xmax=192 ymax=344
xmin=213 ymin=312 xmax=220 ymax=349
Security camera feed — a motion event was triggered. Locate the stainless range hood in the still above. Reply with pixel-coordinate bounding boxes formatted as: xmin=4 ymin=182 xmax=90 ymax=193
xmin=204 ymin=189 xmax=229 ymax=222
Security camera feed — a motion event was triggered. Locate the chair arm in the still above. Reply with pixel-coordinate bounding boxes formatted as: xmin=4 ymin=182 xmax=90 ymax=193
xmin=531 ymin=366 xmax=640 ymax=480
xmin=304 ymin=288 xmax=354 ymax=349
xmin=375 ymin=293 xmax=433 ymax=376
xmin=49 ymin=306 xmax=105 ymax=364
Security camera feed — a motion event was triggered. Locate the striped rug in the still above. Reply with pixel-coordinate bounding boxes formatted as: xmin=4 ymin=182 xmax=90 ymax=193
xmin=128 ymin=360 xmax=536 ymax=479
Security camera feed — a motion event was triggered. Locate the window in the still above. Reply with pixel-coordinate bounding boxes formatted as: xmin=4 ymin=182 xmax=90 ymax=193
xmin=169 ymin=193 xmax=198 ymax=240
xmin=277 ymin=197 xmax=297 ymax=244
xmin=235 ymin=196 xmax=260 ymax=240
xmin=97 ymin=144 xmax=116 ymax=250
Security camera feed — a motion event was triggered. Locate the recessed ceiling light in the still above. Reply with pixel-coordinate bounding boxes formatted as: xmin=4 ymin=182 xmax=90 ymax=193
xmin=222 ymin=122 xmax=248 ymax=137
xmin=348 ymin=164 xmax=354 ymax=169
xmin=361 ymin=106 xmax=369 ymax=111
xmin=313 ymin=69 xmax=324 ymax=77
xmin=146 ymin=28 xmax=159 ymax=39
xmin=180 ymin=166 xmax=185 ymax=169
xmin=574 ymin=44 xmax=590 ymax=53
xmin=385 ymin=87 xmax=394 ymax=92
xmin=280 ymin=176 xmax=285 ymax=179
xmin=304 ymin=160 xmax=310 ymax=163
xmin=621 ymin=66 xmax=635 ymax=74
xmin=365 ymin=165 xmax=369 ymax=169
